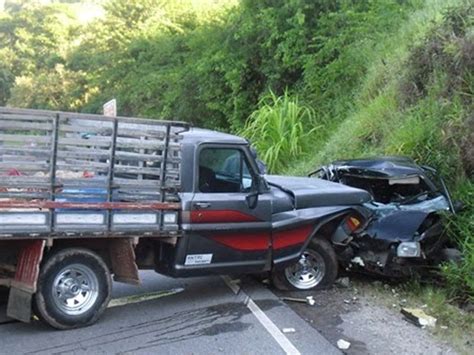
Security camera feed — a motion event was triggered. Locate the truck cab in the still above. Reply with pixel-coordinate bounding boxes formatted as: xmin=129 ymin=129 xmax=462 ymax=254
xmin=157 ymin=127 xmax=371 ymax=283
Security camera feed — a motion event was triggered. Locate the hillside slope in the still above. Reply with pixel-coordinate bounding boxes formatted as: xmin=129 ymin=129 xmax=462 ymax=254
xmin=287 ymin=1 xmax=473 ymax=301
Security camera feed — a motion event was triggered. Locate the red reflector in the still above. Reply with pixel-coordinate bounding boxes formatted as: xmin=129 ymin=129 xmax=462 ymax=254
xmin=346 ymin=216 xmax=361 ymax=232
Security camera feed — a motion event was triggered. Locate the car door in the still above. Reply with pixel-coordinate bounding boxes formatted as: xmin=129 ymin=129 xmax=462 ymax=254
xmin=185 ymin=144 xmax=272 ymax=273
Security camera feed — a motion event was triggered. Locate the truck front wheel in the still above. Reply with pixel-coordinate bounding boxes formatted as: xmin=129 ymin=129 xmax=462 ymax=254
xmin=272 ymin=238 xmax=338 ymax=291
xmin=34 ymin=248 xmax=112 ymax=329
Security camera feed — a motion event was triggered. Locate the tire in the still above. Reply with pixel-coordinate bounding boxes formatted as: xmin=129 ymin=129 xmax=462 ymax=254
xmin=272 ymin=238 xmax=338 ymax=291
xmin=34 ymin=248 xmax=112 ymax=330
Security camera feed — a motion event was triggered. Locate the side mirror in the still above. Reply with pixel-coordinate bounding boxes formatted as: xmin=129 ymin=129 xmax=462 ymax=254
xmin=246 ymin=190 xmax=259 ymax=209
xmin=246 ymin=176 xmax=267 ymax=209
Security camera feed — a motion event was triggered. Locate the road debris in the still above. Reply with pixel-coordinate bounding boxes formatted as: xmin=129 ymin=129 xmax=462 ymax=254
xmin=401 ymin=308 xmax=437 ymax=328
xmin=335 ymin=277 xmax=351 ymax=288
xmin=281 ymin=296 xmax=316 ymax=306
xmin=282 ymin=327 xmax=296 ymax=333
xmin=351 ymin=256 xmax=365 ymax=267
xmin=337 ymin=339 xmax=351 ymax=350
xmin=108 ymin=288 xmax=184 ymax=308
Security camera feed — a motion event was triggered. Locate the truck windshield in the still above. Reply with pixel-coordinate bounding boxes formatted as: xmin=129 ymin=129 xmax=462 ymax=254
xmin=199 ymin=148 xmax=253 ymax=193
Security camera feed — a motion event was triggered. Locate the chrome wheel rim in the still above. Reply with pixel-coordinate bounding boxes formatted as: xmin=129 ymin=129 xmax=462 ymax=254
xmin=284 ymin=249 xmax=325 ymax=289
xmin=51 ymin=264 xmax=99 ymax=315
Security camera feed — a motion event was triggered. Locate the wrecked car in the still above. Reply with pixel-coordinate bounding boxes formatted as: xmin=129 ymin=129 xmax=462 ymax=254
xmin=309 ymin=157 xmax=461 ymax=278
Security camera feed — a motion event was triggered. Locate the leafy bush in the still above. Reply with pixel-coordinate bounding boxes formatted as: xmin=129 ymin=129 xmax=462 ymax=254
xmin=240 ymin=91 xmax=317 ymax=173
xmin=0 ymin=0 xmax=415 ymax=130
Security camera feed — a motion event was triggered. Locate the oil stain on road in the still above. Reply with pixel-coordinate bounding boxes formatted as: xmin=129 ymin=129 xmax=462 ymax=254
xmin=28 ymin=302 xmax=257 ymax=354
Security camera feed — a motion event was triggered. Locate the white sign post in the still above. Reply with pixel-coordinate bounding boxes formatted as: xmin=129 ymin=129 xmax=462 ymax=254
xmin=103 ymin=99 xmax=117 ymax=117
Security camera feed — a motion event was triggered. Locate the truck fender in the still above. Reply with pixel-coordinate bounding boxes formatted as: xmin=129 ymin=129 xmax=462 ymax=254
xmin=272 ymin=207 xmax=354 ymax=269
xmin=302 ymin=210 xmax=354 ymax=249
xmin=7 ymin=240 xmax=45 ymax=323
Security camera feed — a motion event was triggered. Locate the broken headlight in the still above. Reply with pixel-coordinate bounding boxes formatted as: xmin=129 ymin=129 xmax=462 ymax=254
xmin=397 ymin=242 xmax=421 ymax=258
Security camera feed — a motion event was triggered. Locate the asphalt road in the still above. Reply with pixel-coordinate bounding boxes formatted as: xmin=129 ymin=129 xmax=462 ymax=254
xmin=0 ymin=272 xmax=339 ymax=355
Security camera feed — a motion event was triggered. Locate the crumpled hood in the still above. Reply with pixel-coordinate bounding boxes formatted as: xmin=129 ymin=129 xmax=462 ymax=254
xmin=265 ymin=175 xmax=372 ymax=209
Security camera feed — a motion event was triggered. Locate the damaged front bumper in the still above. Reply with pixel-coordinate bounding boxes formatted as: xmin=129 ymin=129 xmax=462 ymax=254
xmin=335 ymin=195 xmax=452 ymax=277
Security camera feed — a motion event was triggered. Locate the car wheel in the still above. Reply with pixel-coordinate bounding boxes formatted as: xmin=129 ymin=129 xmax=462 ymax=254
xmin=272 ymin=238 xmax=338 ymax=291
xmin=34 ymin=248 xmax=111 ymax=329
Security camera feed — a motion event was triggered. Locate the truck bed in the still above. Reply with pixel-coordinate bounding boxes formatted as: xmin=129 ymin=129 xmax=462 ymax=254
xmin=0 ymin=107 xmax=189 ymax=238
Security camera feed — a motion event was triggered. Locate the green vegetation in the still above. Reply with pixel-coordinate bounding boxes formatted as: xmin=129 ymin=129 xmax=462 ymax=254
xmin=286 ymin=0 xmax=474 ymax=303
xmin=240 ymin=91 xmax=317 ymax=172
xmin=0 ymin=0 xmax=472 ymax=302
xmin=0 ymin=0 xmax=415 ymax=128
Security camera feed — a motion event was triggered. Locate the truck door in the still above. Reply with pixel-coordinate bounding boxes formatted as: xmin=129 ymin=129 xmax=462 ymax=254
xmin=185 ymin=145 xmax=272 ymax=274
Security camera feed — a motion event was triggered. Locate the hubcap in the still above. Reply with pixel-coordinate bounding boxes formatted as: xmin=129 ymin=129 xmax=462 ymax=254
xmin=284 ymin=249 xmax=326 ymax=289
xmin=51 ymin=264 xmax=99 ymax=316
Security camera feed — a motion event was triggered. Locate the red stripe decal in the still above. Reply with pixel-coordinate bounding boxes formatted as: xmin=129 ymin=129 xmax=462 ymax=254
xmin=210 ymin=232 xmax=270 ymax=251
xmin=273 ymin=224 xmax=313 ymax=250
xmin=191 ymin=210 xmax=259 ymax=223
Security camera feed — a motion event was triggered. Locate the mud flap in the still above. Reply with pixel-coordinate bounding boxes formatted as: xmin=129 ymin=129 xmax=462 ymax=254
xmin=7 ymin=240 xmax=45 ymax=323
xmin=109 ymin=238 xmax=140 ymax=285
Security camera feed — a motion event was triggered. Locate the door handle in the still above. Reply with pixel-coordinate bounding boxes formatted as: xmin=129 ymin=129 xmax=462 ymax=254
xmin=194 ymin=202 xmax=211 ymax=209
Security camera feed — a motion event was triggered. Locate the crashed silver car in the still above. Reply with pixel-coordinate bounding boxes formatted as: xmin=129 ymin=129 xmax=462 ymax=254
xmin=310 ymin=156 xmax=461 ymax=278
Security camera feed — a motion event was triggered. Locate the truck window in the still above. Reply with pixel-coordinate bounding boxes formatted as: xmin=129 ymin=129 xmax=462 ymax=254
xmin=199 ymin=148 xmax=253 ymax=193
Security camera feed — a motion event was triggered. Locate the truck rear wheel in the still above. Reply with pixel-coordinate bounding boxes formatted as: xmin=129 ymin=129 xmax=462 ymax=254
xmin=34 ymin=248 xmax=111 ymax=329
xmin=272 ymin=238 xmax=338 ymax=291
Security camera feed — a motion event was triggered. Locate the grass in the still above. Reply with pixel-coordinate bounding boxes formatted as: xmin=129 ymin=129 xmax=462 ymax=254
xmin=443 ymin=181 xmax=474 ymax=303
xmin=240 ymin=90 xmax=319 ymax=173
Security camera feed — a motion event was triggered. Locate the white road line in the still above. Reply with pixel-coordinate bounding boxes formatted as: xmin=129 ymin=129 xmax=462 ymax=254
xmin=222 ymin=276 xmax=301 ymax=355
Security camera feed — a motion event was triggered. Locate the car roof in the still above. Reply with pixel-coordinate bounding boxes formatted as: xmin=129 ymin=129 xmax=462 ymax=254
xmin=330 ymin=156 xmax=426 ymax=178
xmin=180 ymin=127 xmax=248 ymax=145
